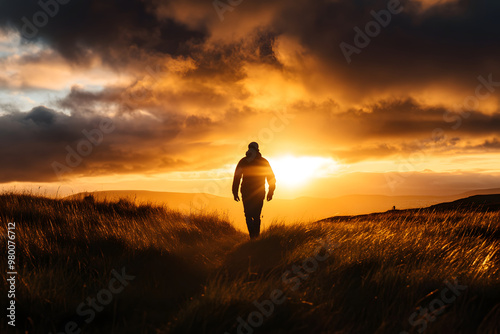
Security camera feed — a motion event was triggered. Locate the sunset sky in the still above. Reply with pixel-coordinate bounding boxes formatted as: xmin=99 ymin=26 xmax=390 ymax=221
xmin=1 ymin=0 xmax=499 ymax=199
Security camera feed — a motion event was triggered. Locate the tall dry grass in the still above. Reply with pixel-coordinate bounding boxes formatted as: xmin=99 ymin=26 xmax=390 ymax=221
xmin=169 ymin=210 xmax=499 ymax=334
xmin=0 ymin=193 xmax=498 ymax=333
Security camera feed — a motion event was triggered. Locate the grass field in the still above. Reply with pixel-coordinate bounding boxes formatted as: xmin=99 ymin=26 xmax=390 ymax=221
xmin=0 ymin=193 xmax=499 ymax=333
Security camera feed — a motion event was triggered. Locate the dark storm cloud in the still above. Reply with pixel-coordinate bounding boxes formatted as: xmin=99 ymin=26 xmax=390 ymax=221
xmin=2 ymin=0 xmax=499 ymax=85
xmin=188 ymin=30 xmax=282 ymax=81
xmin=192 ymin=0 xmax=500 ymax=96
xmin=56 ymin=86 xmax=121 ymax=115
xmin=56 ymin=80 xmax=233 ymax=118
xmin=0 ymin=0 xmax=280 ymax=81
xmin=272 ymin=0 xmax=500 ymax=88
xmin=145 ymin=0 xmax=500 ymax=101
xmin=0 ymin=0 xmax=206 ymax=66
xmin=24 ymin=105 xmax=56 ymax=124
xmin=345 ymin=98 xmax=500 ymax=139
xmin=309 ymin=98 xmax=500 ymax=145
xmin=0 ymin=105 xmax=190 ymax=182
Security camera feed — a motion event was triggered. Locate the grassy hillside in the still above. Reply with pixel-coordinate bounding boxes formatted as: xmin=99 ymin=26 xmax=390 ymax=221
xmin=1 ymin=193 xmax=499 ymax=333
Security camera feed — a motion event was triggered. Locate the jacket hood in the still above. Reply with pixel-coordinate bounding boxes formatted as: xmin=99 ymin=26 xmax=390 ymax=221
xmin=245 ymin=148 xmax=261 ymax=161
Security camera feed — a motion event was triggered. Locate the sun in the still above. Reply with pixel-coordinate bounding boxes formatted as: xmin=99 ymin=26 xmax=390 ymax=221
xmin=267 ymin=155 xmax=339 ymax=188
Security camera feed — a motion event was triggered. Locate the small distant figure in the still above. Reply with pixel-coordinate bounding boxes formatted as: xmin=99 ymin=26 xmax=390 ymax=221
xmin=232 ymin=142 xmax=276 ymax=239
xmin=392 ymin=205 xmax=396 ymax=211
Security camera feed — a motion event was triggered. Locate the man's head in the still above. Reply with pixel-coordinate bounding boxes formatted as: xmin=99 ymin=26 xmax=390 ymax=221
xmin=245 ymin=142 xmax=260 ymax=161
xmin=248 ymin=142 xmax=259 ymax=151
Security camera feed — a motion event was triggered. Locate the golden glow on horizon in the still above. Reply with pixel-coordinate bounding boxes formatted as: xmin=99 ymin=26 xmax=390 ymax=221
xmin=268 ymin=155 xmax=340 ymax=188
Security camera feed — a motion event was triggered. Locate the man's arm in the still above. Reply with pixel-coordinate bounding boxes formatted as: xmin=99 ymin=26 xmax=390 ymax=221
xmin=232 ymin=160 xmax=243 ymax=201
xmin=266 ymin=160 xmax=276 ymax=201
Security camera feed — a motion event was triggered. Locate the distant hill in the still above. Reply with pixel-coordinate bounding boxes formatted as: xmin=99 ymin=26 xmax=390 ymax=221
xmin=428 ymin=194 xmax=500 ymax=211
xmin=320 ymin=194 xmax=500 ymax=223
xmin=455 ymin=188 xmax=500 ymax=197
xmin=67 ymin=189 xmax=500 ymax=230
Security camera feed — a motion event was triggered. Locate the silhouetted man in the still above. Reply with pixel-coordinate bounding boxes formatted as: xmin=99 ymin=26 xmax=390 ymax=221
xmin=232 ymin=142 xmax=276 ymax=239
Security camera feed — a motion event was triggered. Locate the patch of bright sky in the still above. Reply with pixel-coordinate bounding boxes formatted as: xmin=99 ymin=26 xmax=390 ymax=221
xmin=0 ymin=29 xmax=46 ymax=60
xmin=0 ymin=30 xmax=131 ymax=114
xmin=266 ymin=155 xmax=340 ymax=188
xmin=0 ymin=31 xmax=62 ymax=110
xmin=348 ymin=153 xmax=500 ymax=174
